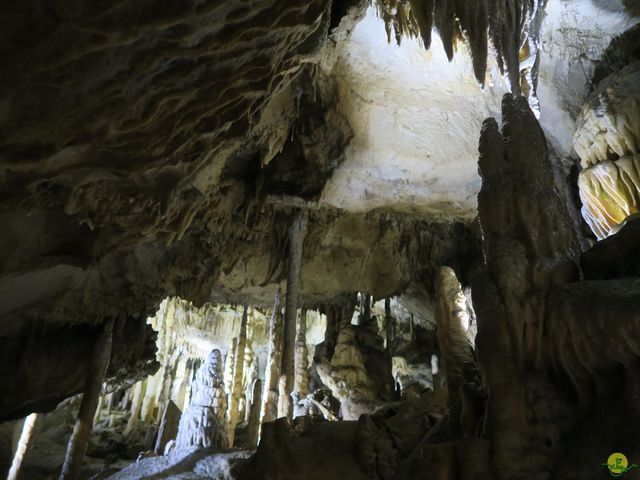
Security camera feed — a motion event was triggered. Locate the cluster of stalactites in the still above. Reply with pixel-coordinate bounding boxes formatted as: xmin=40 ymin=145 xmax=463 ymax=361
xmin=573 ymin=61 xmax=640 ymax=239
xmin=371 ymin=0 xmax=544 ymax=94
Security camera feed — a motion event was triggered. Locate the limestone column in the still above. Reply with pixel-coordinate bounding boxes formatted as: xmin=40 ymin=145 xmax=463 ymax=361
xmin=227 ymin=304 xmax=248 ymax=447
xmin=434 ymin=266 xmax=476 ymax=437
xmin=294 ymin=309 xmax=309 ymax=399
xmin=223 ymin=338 xmax=237 ymax=395
xmin=260 ymin=289 xmax=283 ymax=425
xmin=60 ymin=318 xmax=114 ymax=480
xmin=246 ymin=379 xmax=262 ymax=449
xmin=282 ymin=210 xmax=307 ymax=419
xmin=154 ymin=400 xmax=181 ymax=454
xmin=124 ymin=380 xmax=147 ymax=436
xmin=7 ymin=413 xmax=39 ymax=480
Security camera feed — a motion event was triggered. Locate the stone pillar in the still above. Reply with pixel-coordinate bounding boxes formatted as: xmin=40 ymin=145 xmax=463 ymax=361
xmin=223 ymin=338 xmax=237 ymax=396
xmin=60 ymin=318 xmax=114 ymax=480
xmin=124 ymin=380 xmax=147 ymax=436
xmin=227 ymin=304 xmax=248 ymax=447
xmin=294 ymin=309 xmax=309 ymax=399
xmin=277 ymin=374 xmax=288 ymax=419
xmin=282 ymin=210 xmax=307 ymax=420
xmin=175 ymin=349 xmax=227 ymax=450
xmin=260 ymin=289 xmax=283 ymax=426
xmin=154 ymin=400 xmax=181 ymax=455
xmin=7 ymin=413 xmax=39 ymax=480
xmin=246 ymin=379 xmax=262 ymax=449
xmin=434 ymin=266 xmax=476 ymax=437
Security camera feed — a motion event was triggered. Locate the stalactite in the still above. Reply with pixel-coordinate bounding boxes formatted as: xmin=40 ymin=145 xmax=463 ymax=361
xmin=324 ymin=305 xmax=339 ymax=345
xmin=7 ymin=413 xmax=39 ymax=480
xmin=242 ymin=342 xmax=258 ymax=424
xmin=260 ymin=289 xmax=283 ymax=426
xmin=59 ymin=318 xmax=114 ymax=480
xmin=372 ymin=0 xmax=543 ymax=91
xmin=277 ymin=375 xmax=288 ymax=419
xmin=294 ymin=308 xmax=309 ymax=399
xmin=358 ymin=294 xmax=371 ymax=326
xmin=246 ymin=379 xmax=263 ymax=449
xmin=227 ymin=304 xmax=248 ymax=447
xmin=282 ymin=210 xmax=308 ymax=420
xmin=384 ymin=298 xmax=393 ymax=353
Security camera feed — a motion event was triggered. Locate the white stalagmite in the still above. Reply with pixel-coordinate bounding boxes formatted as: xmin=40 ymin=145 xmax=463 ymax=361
xmin=175 ymin=349 xmax=227 ymax=450
xmin=227 ymin=304 xmax=248 ymax=447
xmin=434 ymin=266 xmax=476 ymax=436
xmin=260 ymin=289 xmax=283 ymax=426
xmin=7 ymin=413 xmax=39 ymax=480
xmin=124 ymin=380 xmax=147 ymax=436
xmin=60 ymin=318 xmax=114 ymax=480
xmin=282 ymin=210 xmax=307 ymax=419
xmin=224 ymin=338 xmax=237 ymax=396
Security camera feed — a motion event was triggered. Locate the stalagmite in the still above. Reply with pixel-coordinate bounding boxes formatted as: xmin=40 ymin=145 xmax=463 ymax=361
xmin=292 ymin=309 xmax=309 ymax=417
xmin=154 ymin=400 xmax=181 ymax=454
xmin=59 ymin=318 xmax=114 ymax=480
xmin=282 ymin=210 xmax=307 ymax=420
xmin=124 ymin=380 xmax=147 ymax=436
xmin=260 ymin=289 xmax=283 ymax=426
xmin=246 ymin=379 xmax=263 ymax=449
xmin=277 ymin=374 xmax=288 ymax=419
xmin=223 ymin=338 xmax=237 ymax=396
xmin=7 ymin=413 xmax=39 ymax=480
xmin=175 ymin=349 xmax=227 ymax=450
xmin=243 ymin=344 xmax=258 ymax=424
xmin=294 ymin=308 xmax=309 ymax=398
xmin=227 ymin=304 xmax=248 ymax=447
xmin=434 ymin=266 xmax=480 ymax=437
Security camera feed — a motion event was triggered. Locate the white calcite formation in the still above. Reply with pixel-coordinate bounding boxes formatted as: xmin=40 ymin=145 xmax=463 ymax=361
xmin=175 ymin=349 xmax=228 ymax=450
xmin=316 ymin=323 xmax=394 ymax=420
xmin=574 ymin=62 xmax=640 ymax=238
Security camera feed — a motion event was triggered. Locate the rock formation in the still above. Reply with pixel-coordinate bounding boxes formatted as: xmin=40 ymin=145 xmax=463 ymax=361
xmin=175 ymin=349 xmax=228 ymax=451
xmin=227 ymin=306 xmax=249 ymax=447
xmin=574 ymin=57 xmax=640 ymax=238
xmin=261 ymin=290 xmax=284 ymax=426
xmin=2 ymin=2 xmax=640 ymax=480
xmin=315 ymin=322 xmax=395 ymax=420
xmin=282 ymin=211 xmax=308 ymax=420
xmin=6 ymin=413 xmax=39 ymax=480
xmin=60 ymin=318 xmax=114 ymax=480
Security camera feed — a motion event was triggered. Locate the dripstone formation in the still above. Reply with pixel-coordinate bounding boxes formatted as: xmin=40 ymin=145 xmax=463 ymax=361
xmin=1 ymin=1 xmax=640 ymax=479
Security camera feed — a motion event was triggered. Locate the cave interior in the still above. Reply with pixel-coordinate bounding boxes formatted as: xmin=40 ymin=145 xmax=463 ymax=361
xmin=1 ymin=1 xmax=640 ymax=479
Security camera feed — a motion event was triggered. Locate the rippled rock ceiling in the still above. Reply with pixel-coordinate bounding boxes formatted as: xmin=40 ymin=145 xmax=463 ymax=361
xmin=1 ymin=0 xmax=640 ymax=479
